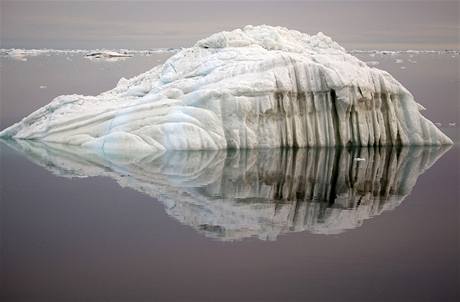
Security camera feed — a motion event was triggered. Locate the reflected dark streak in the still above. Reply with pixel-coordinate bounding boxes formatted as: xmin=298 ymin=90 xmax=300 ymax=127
xmin=0 ymin=138 xmax=450 ymax=241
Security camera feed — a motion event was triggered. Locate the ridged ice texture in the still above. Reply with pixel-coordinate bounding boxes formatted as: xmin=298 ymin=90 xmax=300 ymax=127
xmin=2 ymin=139 xmax=449 ymax=240
xmin=0 ymin=25 xmax=452 ymax=152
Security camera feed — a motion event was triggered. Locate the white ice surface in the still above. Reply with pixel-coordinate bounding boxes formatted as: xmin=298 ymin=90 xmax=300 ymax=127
xmin=0 ymin=25 xmax=453 ymax=153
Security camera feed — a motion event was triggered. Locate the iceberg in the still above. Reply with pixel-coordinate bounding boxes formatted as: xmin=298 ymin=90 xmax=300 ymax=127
xmin=0 ymin=25 xmax=452 ymax=152
xmin=1 ymin=139 xmax=450 ymax=240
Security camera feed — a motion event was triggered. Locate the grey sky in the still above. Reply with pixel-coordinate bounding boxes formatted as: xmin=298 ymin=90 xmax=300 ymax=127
xmin=1 ymin=0 xmax=459 ymax=50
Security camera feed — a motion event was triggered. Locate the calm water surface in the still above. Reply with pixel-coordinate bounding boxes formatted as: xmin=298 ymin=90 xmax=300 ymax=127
xmin=0 ymin=52 xmax=459 ymax=301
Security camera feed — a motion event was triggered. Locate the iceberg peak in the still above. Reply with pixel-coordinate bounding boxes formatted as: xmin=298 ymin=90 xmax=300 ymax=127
xmin=0 ymin=25 xmax=452 ymax=153
xmin=195 ymin=25 xmax=345 ymax=53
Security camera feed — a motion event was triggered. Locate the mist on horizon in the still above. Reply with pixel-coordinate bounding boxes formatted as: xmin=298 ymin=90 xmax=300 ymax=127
xmin=1 ymin=1 xmax=459 ymax=50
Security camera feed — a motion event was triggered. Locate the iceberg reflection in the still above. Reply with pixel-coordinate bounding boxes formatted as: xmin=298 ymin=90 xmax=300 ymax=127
xmin=1 ymin=139 xmax=449 ymax=241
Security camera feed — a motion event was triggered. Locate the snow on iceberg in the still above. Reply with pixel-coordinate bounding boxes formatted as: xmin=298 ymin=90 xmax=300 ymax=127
xmin=0 ymin=25 xmax=452 ymax=152
xmin=1 ymin=139 xmax=450 ymax=240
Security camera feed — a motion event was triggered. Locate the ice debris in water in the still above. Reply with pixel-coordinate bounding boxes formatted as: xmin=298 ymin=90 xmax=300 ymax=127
xmin=85 ymin=50 xmax=132 ymax=62
xmin=365 ymin=61 xmax=380 ymax=66
xmin=0 ymin=48 xmax=85 ymax=61
xmin=0 ymin=48 xmax=179 ymax=61
xmin=350 ymin=49 xmax=460 ymax=56
xmin=0 ymin=25 xmax=453 ymax=153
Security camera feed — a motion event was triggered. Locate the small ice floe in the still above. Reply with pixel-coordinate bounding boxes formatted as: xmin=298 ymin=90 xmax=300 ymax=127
xmin=85 ymin=50 xmax=131 ymax=61
xmin=400 ymin=66 xmax=407 ymax=70
xmin=365 ymin=61 xmax=380 ymax=66
xmin=2 ymin=49 xmax=43 ymax=61
xmin=132 ymin=48 xmax=180 ymax=55
xmin=39 ymin=85 xmax=47 ymax=89
xmin=0 ymin=48 xmax=84 ymax=61
xmin=435 ymin=122 xmax=442 ymax=127
xmin=408 ymin=59 xmax=417 ymax=64
xmin=354 ymin=157 xmax=366 ymax=162
xmin=350 ymin=49 xmax=460 ymax=57
xmin=395 ymin=59 xmax=404 ymax=64
xmin=0 ymin=48 xmax=180 ymax=60
xmin=448 ymin=122 xmax=456 ymax=127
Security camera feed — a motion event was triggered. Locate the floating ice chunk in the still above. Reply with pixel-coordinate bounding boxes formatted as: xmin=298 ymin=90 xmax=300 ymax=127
xmin=127 ymin=48 xmax=180 ymax=55
xmin=448 ymin=122 xmax=456 ymax=127
xmin=85 ymin=50 xmax=129 ymax=58
xmin=0 ymin=48 xmax=86 ymax=60
xmin=400 ymin=66 xmax=407 ymax=69
xmin=435 ymin=122 xmax=442 ymax=127
xmin=0 ymin=25 xmax=453 ymax=151
xmin=84 ymin=50 xmax=132 ymax=62
xmin=39 ymin=85 xmax=47 ymax=89
xmin=0 ymin=48 xmax=179 ymax=60
xmin=365 ymin=61 xmax=380 ymax=66
xmin=6 ymin=49 xmax=48 ymax=59
xmin=354 ymin=157 xmax=365 ymax=161
xmin=351 ymin=50 xmax=460 ymax=56
xmin=2 ymin=48 xmax=457 ymax=60
xmin=395 ymin=59 xmax=404 ymax=64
